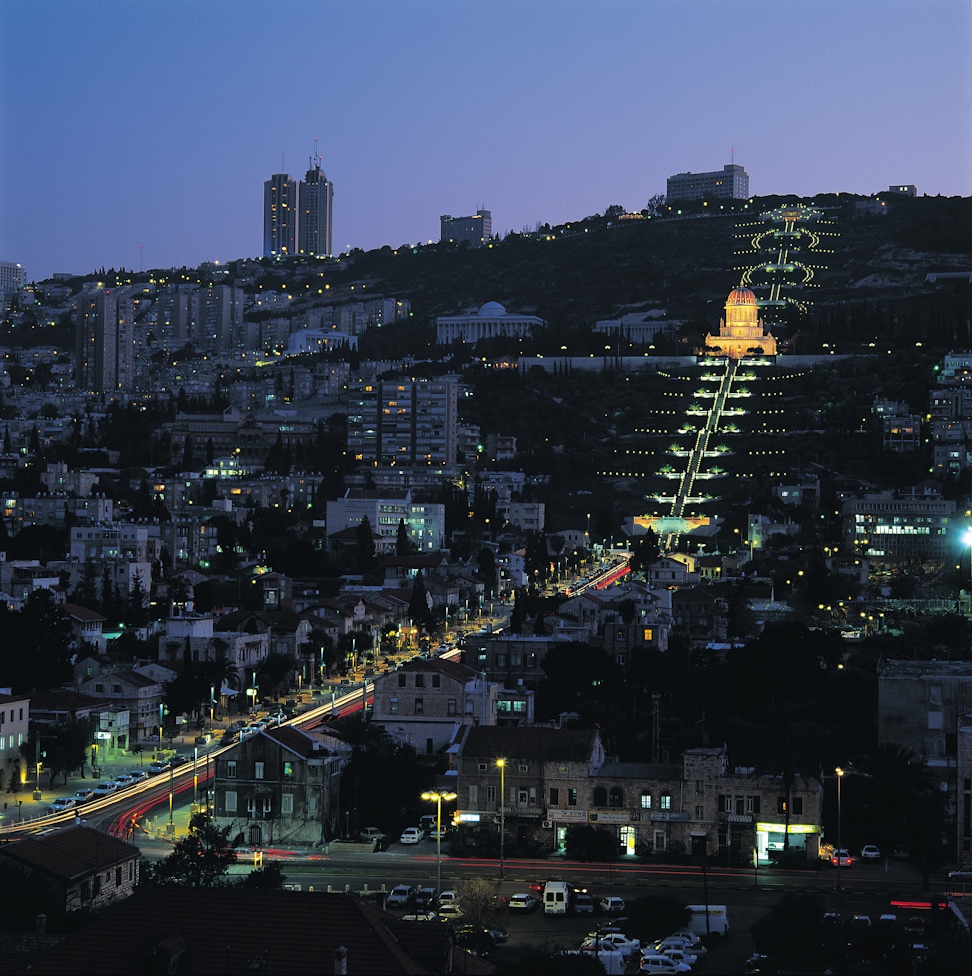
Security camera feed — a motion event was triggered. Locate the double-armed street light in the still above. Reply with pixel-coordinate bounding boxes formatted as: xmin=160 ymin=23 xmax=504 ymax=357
xmin=421 ymin=790 xmax=457 ymax=895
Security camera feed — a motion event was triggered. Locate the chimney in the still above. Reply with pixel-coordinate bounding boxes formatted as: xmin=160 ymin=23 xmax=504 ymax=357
xmin=35 ymin=913 xmax=47 ymax=934
xmin=333 ymin=946 xmax=347 ymax=975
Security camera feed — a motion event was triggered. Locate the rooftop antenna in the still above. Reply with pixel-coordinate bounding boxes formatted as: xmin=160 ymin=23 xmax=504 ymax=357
xmin=139 ymin=243 xmax=143 ymax=273
xmin=281 ymin=150 xmax=285 ymax=172
xmin=731 ymin=146 xmax=735 ymax=164
xmin=315 ymin=135 xmax=320 ymax=169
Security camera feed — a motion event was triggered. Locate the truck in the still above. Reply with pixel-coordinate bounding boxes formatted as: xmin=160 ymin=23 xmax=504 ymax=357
xmin=686 ymin=904 xmax=729 ymax=938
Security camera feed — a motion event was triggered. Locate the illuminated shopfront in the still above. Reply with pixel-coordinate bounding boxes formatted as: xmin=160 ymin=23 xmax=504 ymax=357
xmin=755 ymin=820 xmax=820 ymax=862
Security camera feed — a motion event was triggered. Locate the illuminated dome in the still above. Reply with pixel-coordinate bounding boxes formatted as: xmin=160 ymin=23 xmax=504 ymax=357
xmin=726 ymin=287 xmax=758 ymax=306
xmin=479 ymin=301 xmax=507 ymax=316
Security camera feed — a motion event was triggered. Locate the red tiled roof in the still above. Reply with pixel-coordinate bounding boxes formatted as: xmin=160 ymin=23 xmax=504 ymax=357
xmin=16 ymin=887 xmax=495 ymax=975
xmin=397 ymin=657 xmax=479 ymax=682
xmin=60 ymin=603 xmax=107 ymax=623
xmin=263 ymin=725 xmax=330 ymax=759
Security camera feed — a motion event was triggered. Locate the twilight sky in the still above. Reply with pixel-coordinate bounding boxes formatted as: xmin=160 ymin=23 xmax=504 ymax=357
xmin=1 ymin=0 xmax=969 ymax=282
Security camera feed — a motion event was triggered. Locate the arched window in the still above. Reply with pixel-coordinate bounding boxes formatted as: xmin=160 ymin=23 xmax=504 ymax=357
xmin=640 ymin=791 xmax=652 ymax=809
xmin=592 ymin=786 xmax=607 ymax=807
xmin=609 ymin=787 xmax=623 ymax=809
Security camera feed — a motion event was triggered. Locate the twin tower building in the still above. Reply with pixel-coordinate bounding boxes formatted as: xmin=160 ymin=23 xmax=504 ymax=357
xmin=263 ymin=154 xmax=334 ymax=260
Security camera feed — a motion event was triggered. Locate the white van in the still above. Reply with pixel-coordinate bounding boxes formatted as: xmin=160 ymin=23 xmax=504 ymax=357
xmin=542 ymin=880 xmax=570 ymax=915
xmin=686 ymin=904 xmax=729 ymax=937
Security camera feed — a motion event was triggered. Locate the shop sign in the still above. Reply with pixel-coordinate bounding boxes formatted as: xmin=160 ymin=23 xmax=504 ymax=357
xmin=756 ymin=822 xmax=819 ymax=834
xmin=549 ymin=809 xmax=588 ymax=823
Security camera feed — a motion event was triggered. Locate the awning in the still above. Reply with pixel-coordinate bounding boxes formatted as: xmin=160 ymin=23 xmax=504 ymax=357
xmin=220 ymin=685 xmax=237 ymax=696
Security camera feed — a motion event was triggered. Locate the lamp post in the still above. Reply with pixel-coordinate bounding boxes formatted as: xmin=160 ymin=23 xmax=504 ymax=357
xmin=496 ymin=758 xmax=506 ymax=880
xmin=835 ymin=766 xmax=844 ymax=890
xmin=421 ymin=790 xmax=457 ymax=896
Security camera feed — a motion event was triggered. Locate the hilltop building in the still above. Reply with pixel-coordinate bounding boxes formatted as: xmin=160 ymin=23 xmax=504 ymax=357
xmin=440 ymin=210 xmax=491 ymax=248
xmin=704 ymin=287 xmax=777 ymax=359
xmin=436 ymin=302 xmax=544 ymax=349
xmin=0 ymin=261 xmax=26 ymax=296
xmin=667 ymin=163 xmax=749 ymax=202
xmin=263 ymin=158 xmax=334 ymax=259
xmin=297 ymin=155 xmax=334 ymax=258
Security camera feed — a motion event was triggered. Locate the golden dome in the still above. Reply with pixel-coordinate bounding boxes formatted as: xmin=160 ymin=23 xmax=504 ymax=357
xmin=726 ymin=287 xmax=758 ymax=306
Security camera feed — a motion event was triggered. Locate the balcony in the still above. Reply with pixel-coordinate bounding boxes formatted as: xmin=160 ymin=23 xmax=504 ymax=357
xmin=650 ymin=811 xmax=688 ymax=822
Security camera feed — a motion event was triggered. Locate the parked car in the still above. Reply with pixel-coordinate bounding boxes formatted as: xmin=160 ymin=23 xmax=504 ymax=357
xmin=72 ymin=788 xmax=93 ymax=804
xmin=655 ymin=937 xmax=706 ymax=958
xmin=401 ymin=912 xmax=438 ymax=923
xmin=128 ymin=769 xmax=149 ymax=783
xmin=170 ymin=754 xmax=190 ymax=767
xmin=947 ymin=866 xmax=972 ymax=881
xmin=831 ymin=848 xmax=853 ymax=867
xmin=113 ymin=774 xmax=135 ymax=788
xmin=359 ymin=826 xmax=386 ymax=844
xmin=399 ymin=826 xmax=425 ymax=845
xmin=892 ymin=844 xmax=911 ymax=860
xmin=860 ymin=844 xmax=881 ymax=860
xmin=508 ymin=893 xmax=537 ymax=913
xmin=147 ymin=759 xmax=169 ymax=774
xmin=640 ymin=954 xmax=692 ymax=974
xmin=438 ymin=890 xmax=459 ymax=908
xmin=666 ymin=932 xmax=706 ymax=953
xmin=582 ymin=933 xmax=640 ymax=957
xmin=437 ymin=905 xmax=465 ymax=921
xmin=572 ymin=892 xmax=595 ymax=915
xmin=92 ymin=781 xmax=118 ymax=797
xmin=455 ymin=926 xmax=494 ymax=957
xmin=386 ymin=885 xmax=416 ymax=908
xmin=414 ymin=887 xmax=438 ymax=909
xmin=662 ymin=947 xmax=699 ymax=968
xmin=599 ymin=896 xmax=626 ymax=915
xmin=429 ymin=825 xmax=450 ymax=841
xmin=48 ymin=797 xmax=76 ymax=814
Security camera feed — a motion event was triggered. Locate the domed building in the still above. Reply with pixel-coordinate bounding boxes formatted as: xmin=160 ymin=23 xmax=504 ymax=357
xmin=704 ymin=287 xmax=777 ymax=359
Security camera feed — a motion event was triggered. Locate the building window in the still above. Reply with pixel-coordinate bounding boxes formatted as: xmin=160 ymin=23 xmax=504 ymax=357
xmin=641 ymin=791 xmax=652 ymax=809
xmin=390 ymin=696 xmax=399 ymax=714
xmin=736 ymin=796 xmax=745 ymax=816
xmin=497 ymin=653 xmax=506 ymax=666
xmin=281 ymin=793 xmax=293 ymax=815
xmin=593 ymin=786 xmax=607 ymax=807
xmin=414 ymin=697 xmax=424 ymax=715
xmin=398 ymin=674 xmax=406 ymax=688
xmin=116 ymin=866 xmax=122 ymax=886
xmin=447 ymin=699 xmax=457 ymax=716
xmin=226 ymin=761 xmax=237 ymax=779
xmin=518 ymin=788 xmax=528 ymax=805
xmin=486 ymin=785 xmax=496 ymax=802
xmin=777 ymin=797 xmax=787 ymax=815
xmin=81 ymin=880 xmax=91 ymax=901
xmin=792 ymin=796 xmax=804 ymax=816
xmin=432 ymin=674 xmax=440 ymax=689
xmin=746 ymin=795 xmax=760 ymax=814
xmin=469 ymin=784 xmax=478 ymax=804
xmin=608 ymin=787 xmax=623 ymax=808
xmin=568 ymin=788 xmax=578 ymax=806
xmin=254 ymin=762 xmax=264 ymax=780
xmin=226 ymin=791 xmax=237 ymax=813
xmin=415 ymin=674 xmax=425 ymax=688
xmin=282 ymin=761 xmax=293 ymax=778
xmin=695 ymin=780 xmax=704 ymax=795
xmin=550 ymin=787 xmax=560 ymax=806
xmin=660 ymin=793 xmax=672 ymax=811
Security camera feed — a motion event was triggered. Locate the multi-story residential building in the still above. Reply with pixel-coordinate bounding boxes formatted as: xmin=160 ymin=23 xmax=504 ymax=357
xmin=0 ymin=824 xmax=140 ymax=914
xmin=667 ymin=163 xmax=750 ymax=202
xmin=326 ymin=488 xmax=446 ymax=553
xmin=435 ymin=302 xmax=544 ymax=349
xmin=263 ymin=173 xmax=299 ymax=258
xmin=211 ymin=725 xmax=342 ymax=847
xmin=346 ymin=378 xmax=458 ymax=467
xmin=297 ymin=156 xmax=333 ymax=258
xmin=372 ymin=658 xmax=532 ymax=755
xmin=41 ymin=462 xmax=100 ymax=498
xmin=440 ymin=209 xmax=491 ymax=248
xmin=69 ymin=522 xmax=159 ymax=564
xmin=841 ymin=488 xmax=955 ymax=566
xmin=74 ymin=669 xmax=162 ymax=745
xmin=0 ymin=691 xmax=29 ymax=793
xmin=75 ymin=287 xmax=134 ymax=391
xmin=878 ymin=659 xmax=972 ymax=862
xmin=0 ymin=261 xmax=26 ymax=297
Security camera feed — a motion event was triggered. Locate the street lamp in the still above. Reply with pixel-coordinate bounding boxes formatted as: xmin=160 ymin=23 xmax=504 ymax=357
xmin=835 ymin=766 xmax=844 ymax=890
xmin=421 ymin=790 xmax=457 ymax=895
xmin=496 ymin=758 xmax=506 ymax=880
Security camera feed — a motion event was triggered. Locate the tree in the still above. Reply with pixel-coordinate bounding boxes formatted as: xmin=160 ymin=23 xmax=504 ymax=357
xmin=751 ymin=892 xmax=826 ymax=972
xmin=408 ymin=570 xmax=435 ymax=634
xmin=453 ymin=878 xmax=499 ymax=931
xmin=395 ymin=518 xmax=411 ymax=556
xmin=126 ymin=569 xmax=149 ymax=628
xmin=620 ymin=895 xmax=691 ymax=944
xmin=149 ymin=812 xmax=236 ymax=886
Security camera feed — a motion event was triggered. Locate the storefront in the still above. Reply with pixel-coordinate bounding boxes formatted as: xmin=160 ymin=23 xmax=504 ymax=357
xmin=755 ymin=820 xmax=820 ymax=862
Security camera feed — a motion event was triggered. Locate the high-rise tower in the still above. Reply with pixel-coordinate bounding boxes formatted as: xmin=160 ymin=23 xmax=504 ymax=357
xmin=298 ymin=153 xmax=334 ymax=258
xmin=75 ymin=288 xmax=134 ymax=392
xmin=263 ymin=173 xmax=299 ymax=258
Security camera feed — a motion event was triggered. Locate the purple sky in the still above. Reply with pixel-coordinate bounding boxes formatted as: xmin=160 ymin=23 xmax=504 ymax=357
xmin=2 ymin=0 xmax=969 ymax=282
